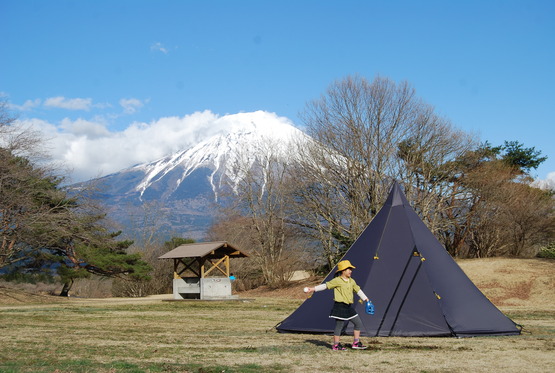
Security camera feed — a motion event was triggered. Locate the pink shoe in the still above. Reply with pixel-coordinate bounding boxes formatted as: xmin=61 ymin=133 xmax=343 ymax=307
xmin=332 ymin=343 xmax=347 ymax=351
xmin=352 ymin=341 xmax=368 ymax=350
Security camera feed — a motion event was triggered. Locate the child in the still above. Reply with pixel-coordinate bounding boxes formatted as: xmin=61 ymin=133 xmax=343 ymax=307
xmin=305 ymin=260 xmax=369 ymax=350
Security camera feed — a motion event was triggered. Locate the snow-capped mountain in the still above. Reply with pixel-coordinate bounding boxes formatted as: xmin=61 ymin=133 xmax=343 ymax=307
xmin=75 ymin=111 xmax=310 ymax=240
xmin=132 ymin=112 xmax=306 ymax=200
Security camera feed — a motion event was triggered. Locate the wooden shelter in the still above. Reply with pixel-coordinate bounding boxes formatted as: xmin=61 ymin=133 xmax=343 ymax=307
xmin=159 ymin=241 xmax=248 ymax=299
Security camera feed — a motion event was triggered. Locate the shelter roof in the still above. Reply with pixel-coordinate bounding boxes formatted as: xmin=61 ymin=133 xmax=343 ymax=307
xmin=158 ymin=241 xmax=248 ymax=259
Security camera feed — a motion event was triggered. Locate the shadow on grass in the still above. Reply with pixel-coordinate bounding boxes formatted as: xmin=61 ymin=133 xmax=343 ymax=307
xmin=305 ymin=338 xmax=383 ymax=351
xmin=305 ymin=339 xmax=332 ymax=348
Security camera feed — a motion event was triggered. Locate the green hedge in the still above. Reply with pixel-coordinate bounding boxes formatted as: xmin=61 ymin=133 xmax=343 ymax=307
xmin=537 ymin=243 xmax=555 ymax=259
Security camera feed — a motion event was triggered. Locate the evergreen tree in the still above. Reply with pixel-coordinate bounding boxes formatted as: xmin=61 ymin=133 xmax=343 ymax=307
xmin=1 ymin=101 xmax=151 ymax=295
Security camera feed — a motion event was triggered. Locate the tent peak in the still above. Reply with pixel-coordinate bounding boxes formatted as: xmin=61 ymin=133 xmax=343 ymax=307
xmin=386 ymin=181 xmax=408 ymax=207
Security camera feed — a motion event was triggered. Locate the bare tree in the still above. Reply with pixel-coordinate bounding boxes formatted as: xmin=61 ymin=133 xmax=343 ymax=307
xmin=289 ymin=75 xmax=474 ymax=267
xmin=123 ymin=200 xmax=171 ymax=247
xmin=395 ymin=111 xmax=476 ymax=234
xmin=206 ymin=215 xmax=267 ymax=290
xmin=218 ymin=139 xmax=303 ymax=286
xmin=0 ymin=98 xmax=46 ymax=161
xmin=501 ymin=182 xmax=555 ymax=257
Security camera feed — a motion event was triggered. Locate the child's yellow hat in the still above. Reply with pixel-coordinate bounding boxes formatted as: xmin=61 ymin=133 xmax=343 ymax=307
xmin=336 ymin=260 xmax=356 ymax=272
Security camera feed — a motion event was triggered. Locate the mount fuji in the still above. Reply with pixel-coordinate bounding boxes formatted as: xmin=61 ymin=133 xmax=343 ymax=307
xmin=73 ymin=111 xmax=310 ymax=240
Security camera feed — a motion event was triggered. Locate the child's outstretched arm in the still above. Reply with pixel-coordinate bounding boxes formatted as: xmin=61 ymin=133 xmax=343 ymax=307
xmin=303 ymin=284 xmax=327 ymax=294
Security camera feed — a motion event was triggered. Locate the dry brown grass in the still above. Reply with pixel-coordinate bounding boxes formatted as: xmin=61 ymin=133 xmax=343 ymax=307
xmin=457 ymin=258 xmax=555 ymax=308
xmin=240 ymin=258 xmax=555 ymax=307
xmin=0 ymin=258 xmax=553 ymax=373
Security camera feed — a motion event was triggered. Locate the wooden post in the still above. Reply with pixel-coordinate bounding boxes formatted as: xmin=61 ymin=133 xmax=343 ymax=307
xmin=173 ymin=259 xmax=180 ymax=279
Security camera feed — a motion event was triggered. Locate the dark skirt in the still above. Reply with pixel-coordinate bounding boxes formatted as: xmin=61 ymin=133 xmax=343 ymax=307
xmin=329 ymin=301 xmax=358 ymax=320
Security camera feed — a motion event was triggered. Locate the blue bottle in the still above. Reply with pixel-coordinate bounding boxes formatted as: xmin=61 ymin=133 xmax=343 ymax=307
xmin=365 ymin=300 xmax=375 ymax=315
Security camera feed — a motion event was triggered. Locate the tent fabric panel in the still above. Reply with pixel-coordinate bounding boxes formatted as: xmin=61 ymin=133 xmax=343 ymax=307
xmin=328 ymin=205 xmax=392 ymax=279
xmin=385 ymin=260 xmax=452 ymax=336
xmin=353 ymin=255 xmax=451 ymax=337
xmin=346 ymin=202 xmax=418 ymax=299
xmin=353 ymin=204 xmax=424 ymax=335
xmin=403 ymin=204 xmax=521 ymax=336
xmin=374 ymin=257 xmax=430 ymax=336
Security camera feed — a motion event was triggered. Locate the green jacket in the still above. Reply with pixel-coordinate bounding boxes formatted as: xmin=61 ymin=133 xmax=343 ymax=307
xmin=326 ymin=276 xmax=361 ymax=304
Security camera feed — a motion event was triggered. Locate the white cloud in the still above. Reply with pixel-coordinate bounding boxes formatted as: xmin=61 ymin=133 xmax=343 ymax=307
xmin=533 ymin=172 xmax=555 ymax=191
xmin=16 ymin=109 xmax=554 ymax=189
xmin=19 ymin=110 xmax=289 ymax=183
xmin=150 ymin=42 xmax=168 ymax=54
xmin=44 ymin=96 xmax=93 ymax=111
xmin=59 ymin=118 xmax=111 ymax=139
xmin=11 ymin=99 xmax=42 ymax=111
xmin=119 ymin=98 xmax=145 ymax=114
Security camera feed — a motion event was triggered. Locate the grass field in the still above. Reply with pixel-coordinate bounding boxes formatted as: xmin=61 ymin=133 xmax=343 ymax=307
xmin=0 ymin=258 xmax=554 ymax=373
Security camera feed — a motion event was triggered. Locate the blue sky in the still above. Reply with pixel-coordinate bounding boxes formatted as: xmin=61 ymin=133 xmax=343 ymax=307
xmin=1 ymin=0 xmax=554 ymax=184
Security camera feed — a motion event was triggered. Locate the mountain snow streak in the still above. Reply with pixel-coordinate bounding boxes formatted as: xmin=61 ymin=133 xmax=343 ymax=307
xmin=131 ymin=111 xmax=308 ymax=201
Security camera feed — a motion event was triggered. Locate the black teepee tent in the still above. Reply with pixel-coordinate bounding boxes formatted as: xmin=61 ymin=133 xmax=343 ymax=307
xmin=277 ymin=182 xmax=521 ymax=337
